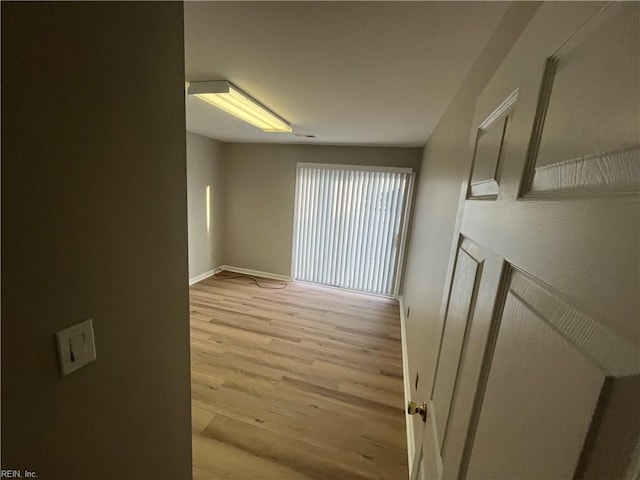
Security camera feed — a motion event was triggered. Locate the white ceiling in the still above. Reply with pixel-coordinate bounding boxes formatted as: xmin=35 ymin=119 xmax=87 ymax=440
xmin=184 ymin=1 xmax=509 ymax=147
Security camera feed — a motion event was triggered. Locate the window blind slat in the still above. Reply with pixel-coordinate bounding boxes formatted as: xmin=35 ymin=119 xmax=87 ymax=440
xmin=302 ymin=168 xmax=311 ymax=279
xmin=317 ymin=169 xmax=327 ymax=283
xmin=331 ymin=170 xmax=341 ymax=286
xmin=295 ymin=168 xmax=303 ymax=279
xmin=374 ymin=172 xmax=390 ymax=293
xmin=361 ymin=172 xmax=376 ymax=291
xmin=293 ymin=168 xmax=302 ymax=279
xmin=300 ymin=169 xmax=307 ymax=279
xmin=380 ymin=174 xmax=399 ymax=292
xmin=350 ymin=172 xmax=365 ymax=289
xmin=324 ymin=169 xmax=332 ymax=285
xmin=311 ymin=169 xmax=320 ymax=282
xmin=341 ymin=170 xmax=355 ymax=286
xmin=370 ymin=172 xmax=382 ymax=293
xmin=326 ymin=169 xmax=336 ymax=285
xmin=389 ymin=176 xmax=407 ymax=292
xmin=357 ymin=172 xmax=373 ymax=291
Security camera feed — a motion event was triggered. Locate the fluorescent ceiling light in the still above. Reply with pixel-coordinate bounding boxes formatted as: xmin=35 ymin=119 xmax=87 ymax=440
xmin=187 ymin=80 xmax=292 ymax=133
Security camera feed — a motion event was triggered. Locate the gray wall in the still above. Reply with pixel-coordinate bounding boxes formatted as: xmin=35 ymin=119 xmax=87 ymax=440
xmin=1 ymin=3 xmax=192 ymax=479
xmin=187 ymin=132 xmax=225 ymax=280
xmin=400 ymin=2 xmax=542 ymax=441
xmin=223 ymin=143 xmax=423 ymax=277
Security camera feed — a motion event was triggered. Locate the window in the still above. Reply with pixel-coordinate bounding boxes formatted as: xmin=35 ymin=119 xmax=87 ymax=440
xmin=292 ymin=164 xmax=414 ymax=296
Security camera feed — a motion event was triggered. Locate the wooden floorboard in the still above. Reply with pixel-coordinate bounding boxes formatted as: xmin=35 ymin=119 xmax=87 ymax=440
xmin=190 ymin=274 xmax=408 ymax=480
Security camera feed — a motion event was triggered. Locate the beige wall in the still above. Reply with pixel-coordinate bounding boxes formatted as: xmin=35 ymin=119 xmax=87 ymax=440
xmin=400 ymin=2 xmax=541 ymax=440
xmin=1 ymin=3 xmax=192 ymax=479
xmin=223 ymin=143 xmax=422 ymax=277
xmin=187 ymin=132 xmax=225 ymax=280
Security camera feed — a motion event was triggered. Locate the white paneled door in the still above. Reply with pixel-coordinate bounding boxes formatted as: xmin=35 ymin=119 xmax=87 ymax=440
xmin=412 ymin=3 xmax=639 ymax=479
xmin=292 ymin=164 xmax=414 ymax=296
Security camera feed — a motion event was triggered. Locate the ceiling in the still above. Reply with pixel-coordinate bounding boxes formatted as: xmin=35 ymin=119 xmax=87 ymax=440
xmin=184 ymin=1 xmax=509 ymax=147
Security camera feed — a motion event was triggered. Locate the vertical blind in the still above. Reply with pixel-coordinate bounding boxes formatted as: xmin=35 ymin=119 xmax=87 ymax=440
xmin=292 ymin=164 xmax=414 ymax=296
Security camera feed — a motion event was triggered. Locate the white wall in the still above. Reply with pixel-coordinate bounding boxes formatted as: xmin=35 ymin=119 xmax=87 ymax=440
xmin=1 ymin=3 xmax=192 ymax=478
xmin=187 ymin=132 xmax=225 ymax=280
xmin=400 ymin=1 xmax=542 ymax=442
xmin=223 ymin=143 xmax=423 ymax=277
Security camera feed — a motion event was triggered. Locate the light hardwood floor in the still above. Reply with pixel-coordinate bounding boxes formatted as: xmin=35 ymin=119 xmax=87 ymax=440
xmin=190 ymin=274 xmax=409 ymax=480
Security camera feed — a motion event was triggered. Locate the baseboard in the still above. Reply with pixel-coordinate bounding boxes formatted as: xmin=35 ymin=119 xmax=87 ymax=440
xmin=398 ymin=295 xmax=415 ymax=476
xmin=188 ymin=266 xmax=222 ymax=286
xmin=218 ymin=265 xmax=292 ymax=282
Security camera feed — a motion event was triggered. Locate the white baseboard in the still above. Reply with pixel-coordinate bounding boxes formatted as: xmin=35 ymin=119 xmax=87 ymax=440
xmin=218 ymin=265 xmax=292 ymax=282
xmin=399 ymin=295 xmax=415 ymax=477
xmin=188 ymin=266 xmax=222 ymax=286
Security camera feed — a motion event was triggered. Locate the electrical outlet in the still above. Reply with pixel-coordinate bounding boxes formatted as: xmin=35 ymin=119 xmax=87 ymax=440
xmin=55 ymin=319 xmax=96 ymax=376
xmin=415 ymin=371 xmax=420 ymax=390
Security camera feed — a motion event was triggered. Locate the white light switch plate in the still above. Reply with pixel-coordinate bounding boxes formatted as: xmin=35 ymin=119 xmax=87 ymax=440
xmin=55 ymin=318 xmax=97 ymax=375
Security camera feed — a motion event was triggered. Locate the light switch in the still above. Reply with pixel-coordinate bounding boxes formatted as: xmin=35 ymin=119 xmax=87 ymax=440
xmin=55 ymin=319 xmax=97 ymax=375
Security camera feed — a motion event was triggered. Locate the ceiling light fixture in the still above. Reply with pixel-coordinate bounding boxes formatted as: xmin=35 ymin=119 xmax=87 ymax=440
xmin=187 ymin=80 xmax=292 ymax=133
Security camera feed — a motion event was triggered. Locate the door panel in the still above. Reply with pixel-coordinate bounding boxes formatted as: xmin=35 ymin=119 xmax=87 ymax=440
xmin=468 ymin=92 xmax=516 ymax=200
xmin=431 ymin=240 xmax=483 ymax=450
xmin=469 ymin=292 xmax=602 ymax=479
xmin=467 ymin=266 xmax=639 ymax=478
xmin=435 ymin=241 xmax=506 ymax=480
xmin=414 ymin=237 xmax=505 ymax=480
xmin=523 ymin=2 xmax=639 ymax=194
xmin=461 ymin=196 xmax=639 ymax=343
xmin=413 ymin=2 xmax=640 ymax=479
